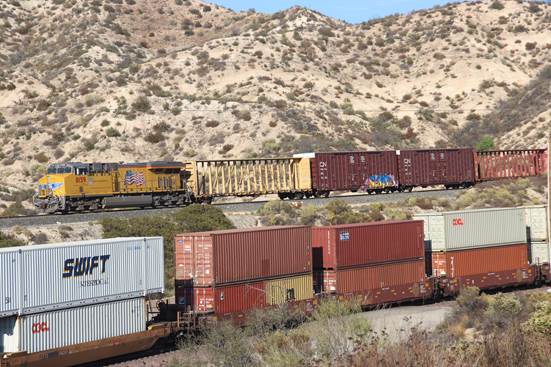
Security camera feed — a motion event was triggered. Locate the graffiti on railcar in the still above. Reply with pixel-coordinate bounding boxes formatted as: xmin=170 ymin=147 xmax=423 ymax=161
xmin=359 ymin=174 xmax=397 ymax=191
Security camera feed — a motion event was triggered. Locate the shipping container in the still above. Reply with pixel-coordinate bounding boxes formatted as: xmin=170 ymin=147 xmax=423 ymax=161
xmin=397 ymin=148 xmax=475 ymax=188
xmin=175 ymin=226 xmax=311 ymax=286
xmin=311 ymin=221 xmax=424 ymax=270
xmin=265 ymin=274 xmax=313 ymax=305
xmin=317 ymin=260 xmax=429 ymax=305
xmin=0 ymin=298 xmax=145 ymax=354
xmin=304 ymin=151 xmax=399 ymax=193
xmin=414 ymin=207 xmax=526 ymax=251
xmin=0 ymin=237 xmax=163 ymax=317
xmin=431 ymin=243 xmax=529 ymax=278
xmin=186 ymin=158 xmax=312 ymax=198
xmin=530 ymin=241 xmax=550 ymax=264
xmin=523 ymin=205 xmax=548 ymax=242
xmin=176 ymin=274 xmax=313 ymax=315
xmin=475 ymin=149 xmax=547 ymax=181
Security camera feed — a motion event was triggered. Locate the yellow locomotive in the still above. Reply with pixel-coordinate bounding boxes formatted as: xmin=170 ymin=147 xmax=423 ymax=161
xmin=34 ymin=161 xmax=194 ymax=213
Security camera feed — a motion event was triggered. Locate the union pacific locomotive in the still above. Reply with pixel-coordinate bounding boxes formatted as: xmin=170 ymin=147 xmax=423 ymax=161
xmin=34 ymin=148 xmax=547 ymax=213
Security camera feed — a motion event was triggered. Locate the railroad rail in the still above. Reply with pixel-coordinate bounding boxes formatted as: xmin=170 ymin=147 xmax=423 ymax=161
xmin=0 ymin=188 xmax=465 ymax=228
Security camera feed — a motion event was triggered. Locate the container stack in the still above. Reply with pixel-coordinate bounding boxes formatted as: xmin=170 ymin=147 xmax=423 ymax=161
xmin=523 ymin=205 xmax=549 ymax=265
xmin=311 ymin=221 xmax=429 ymax=305
xmin=414 ymin=208 xmax=533 ymax=290
xmin=174 ymin=226 xmax=313 ymax=316
xmin=0 ymin=237 xmax=164 ymax=355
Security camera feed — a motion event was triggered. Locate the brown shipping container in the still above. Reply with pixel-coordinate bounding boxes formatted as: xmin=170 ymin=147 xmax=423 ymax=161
xmin=397 ymin=148 xmax=475 ymax=188
xmin=175 ymin=226 xmax=311 ymax=286
xmin=318 ymin=260 xmax=429 ymax=305
xmin=311 ymin=221 xmax=424 ymax=269
xmin=215 ymin=281 xmax=267 ymax=316
xmin=309 ymin=151 xmax=399 ymax=192
xmin=175 ymin=285 xmax=215 ymax=313
xmin=431 ymin=243 xmax=529 ymax=278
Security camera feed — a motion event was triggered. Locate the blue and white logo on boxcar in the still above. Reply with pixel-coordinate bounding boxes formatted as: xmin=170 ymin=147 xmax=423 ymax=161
xmin=339 ymin=231 xmax=350 ymax=241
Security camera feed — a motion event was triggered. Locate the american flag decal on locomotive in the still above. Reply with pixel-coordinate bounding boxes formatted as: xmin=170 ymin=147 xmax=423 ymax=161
xmin=124 ymin=170 xmax=145 ymax=186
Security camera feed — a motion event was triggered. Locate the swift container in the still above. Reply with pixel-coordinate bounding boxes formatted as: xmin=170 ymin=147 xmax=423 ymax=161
xmin=0 ymin=237 xmax=164 ymax=317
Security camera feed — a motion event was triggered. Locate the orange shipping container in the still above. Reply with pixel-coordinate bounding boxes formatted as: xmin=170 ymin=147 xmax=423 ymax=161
xmin=175 ymin=226 xmax=311 ymax=286
xmin=431 ymin=243 xmax=529 ymax=278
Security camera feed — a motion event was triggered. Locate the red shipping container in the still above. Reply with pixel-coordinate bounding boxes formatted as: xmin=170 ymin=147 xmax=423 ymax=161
xmin=175 ymin=226 xmax=311 ymax=286
xmin=475 ymin=149 xmax=547 ymax=181
xmin=309 ymin=151 xmax=399 ymax=193
xmin=397 ymin=148 xmax=475 ymax=188
xmin=311 ymin=221 xmax=424 ymax=270
xmin=431 ymin=243 xmax=529 ymax=278
xmin=318 ymin=260 xmax=429 ymax=305
xmin=175 ymin=282 xmax=266 ymax=315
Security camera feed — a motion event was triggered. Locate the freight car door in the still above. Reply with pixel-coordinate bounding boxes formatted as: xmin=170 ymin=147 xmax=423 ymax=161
xmin=113 ymin=171 xmax=120 ymax=193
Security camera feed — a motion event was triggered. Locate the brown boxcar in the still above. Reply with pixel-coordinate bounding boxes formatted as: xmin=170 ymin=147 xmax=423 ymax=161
xmin=311 ymin=221 xmax=424 ymax=270
xmin=307 ymin=151 xmax=399 ymax=194
xmin=175 ymin=226 xmax=311 ymax=286
xmin=475 ymin=149 xmax=547 ymax=181
xmin=317 ymin=260 xmax=430 ymax=305
xmin=397 ymin=148 xmax=475 ymax=189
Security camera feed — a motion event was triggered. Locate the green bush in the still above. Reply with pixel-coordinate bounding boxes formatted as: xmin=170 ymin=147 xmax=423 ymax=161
xmin=523 ymin=301 xmax=551 ymax=336
xmin=0 ymin=232 xmax=24 ymax=248
xmin=131 ymin=95 xmax=151 ymax=113
xmin=101 ymin=205 xmax=233 ymax=293
xmin=257 ymin=201 xmax=298 ymax=225
xmin=476 ymin=136 xmax=495 ymax=151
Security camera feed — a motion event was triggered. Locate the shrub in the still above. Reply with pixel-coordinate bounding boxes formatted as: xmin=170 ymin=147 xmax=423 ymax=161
xmin=523 ymin=301 xmax=551 ymax=335
xmin=34 ymin=152 xmax=49 ymax=163
xmin=258 ymin=201 xmax=298 ymax=225
xmin=0 ymin=232 xmax=24 ymax=248
xmin=489 ymin=1 xmax=504 ymax=10
xmin=144 ymin=131 xmax=165 ymax=144
xmin=476 ymin=136 xmax=494 ymax=151
xmin=131 ymin=95 xmax=151 ymax=113
xmin=105 ymin=127 xmax=121 ymax=137
xmin=455 ymin=287 xmax=487 ymax=315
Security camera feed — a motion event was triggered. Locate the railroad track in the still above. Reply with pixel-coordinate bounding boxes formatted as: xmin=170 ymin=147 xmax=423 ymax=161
xmin=0 ymin=188 xmax=466 ymax=228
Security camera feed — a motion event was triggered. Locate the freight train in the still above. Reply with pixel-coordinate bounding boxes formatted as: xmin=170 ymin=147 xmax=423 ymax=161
xmin=34 ymin=148 xmax=547 ymax=213
xmin=1 ymin=205 xmax=549 ymax=367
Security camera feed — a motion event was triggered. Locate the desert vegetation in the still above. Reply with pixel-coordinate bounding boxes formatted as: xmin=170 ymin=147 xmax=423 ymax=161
xmin=169 ymin=288 xmax=551 ymax=366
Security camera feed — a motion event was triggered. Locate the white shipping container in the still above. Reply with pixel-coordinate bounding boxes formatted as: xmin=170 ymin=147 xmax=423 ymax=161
xmin=0 ymin=297 xmax=145 ymax=354
xmin=414 ymin=207 xmax=527 ymax=251
xmin=0 ymin=237 xmax=164 ymax=317
xmin=530 ymin=241 xmax=550 ymax=265
xmin=523 ymin=205 xmax=548 ymax=242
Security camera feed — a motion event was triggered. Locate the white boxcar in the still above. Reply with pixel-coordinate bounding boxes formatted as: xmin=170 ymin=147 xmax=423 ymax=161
xmin=523 ymin=205 xmax=548 ymax=242
xmin=414 ymin=207 xmax=527 ymax=251
xmin=0 ymin=237 xmax=163 ymax=317
xmin=530 ymin=241 xmax=550 ymax=265
xmin=0 ymin=297 xmax=145 ymax=354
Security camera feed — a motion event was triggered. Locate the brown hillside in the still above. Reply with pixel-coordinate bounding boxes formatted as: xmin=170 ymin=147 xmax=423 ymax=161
xmin=0 ymin=0 xmax=549 ymax=213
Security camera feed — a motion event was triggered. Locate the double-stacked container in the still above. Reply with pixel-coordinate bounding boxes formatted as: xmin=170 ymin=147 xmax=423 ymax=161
xmin=414 ymin=208 xmax=534 ymax=291
xmin=311 ymin=221 xmax=430 ymax=305
xmin=174 ymin=226 xmax=313 ymax=316
xmin=0 ymin=237 xmax=163 ymax=355
xmin=523 ymin=205 xmax=549 ymax=265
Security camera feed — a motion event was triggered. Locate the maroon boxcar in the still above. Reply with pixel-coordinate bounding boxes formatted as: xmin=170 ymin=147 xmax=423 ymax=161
xmin=475 ymin=149 xmax=547 ymax=181
xmin=311 ymin=221 xmax=424 ymax=270
xmin=397 ymin=148 xmax=475 ymax=189
xmin=306 ymin=151 xmax=399 ymax=195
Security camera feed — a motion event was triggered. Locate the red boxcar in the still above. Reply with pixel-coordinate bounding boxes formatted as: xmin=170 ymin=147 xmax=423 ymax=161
xmin=397 ymin=148 xmax=475 ymax=189
xmin=311 ymin=221 xmax=424 ymax=270
xmin=175 ymin=226 xmax=311 ymax=286
xmin=475 ymin=149 xmax=547 ymax=181
xmin=315 ymin=260 xmax=430 ymax=305
xmin=307 ymin=151 xmax=399 ymax=194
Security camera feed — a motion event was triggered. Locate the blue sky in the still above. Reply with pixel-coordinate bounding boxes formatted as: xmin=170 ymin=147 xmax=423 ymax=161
xmin=210 ymin=0 xmax=464 ymax=23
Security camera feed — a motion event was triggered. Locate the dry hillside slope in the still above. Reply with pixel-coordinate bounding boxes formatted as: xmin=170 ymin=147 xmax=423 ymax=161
xmin=0 ymin=0 xmax=550 ymax=214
